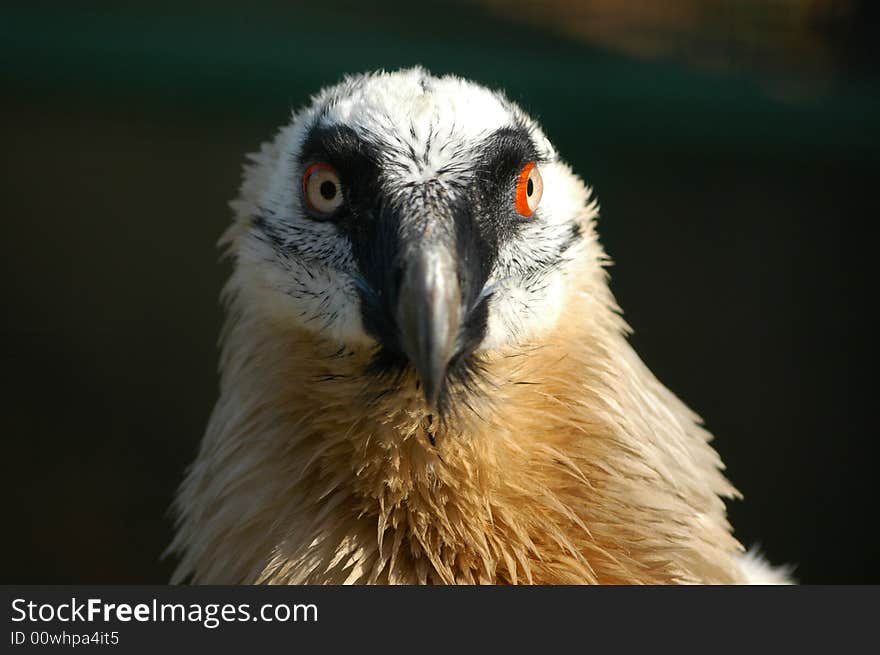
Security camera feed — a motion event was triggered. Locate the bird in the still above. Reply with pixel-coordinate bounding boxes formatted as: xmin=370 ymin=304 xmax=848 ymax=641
xmin=169 ymin=67 xmax=790 ymax=585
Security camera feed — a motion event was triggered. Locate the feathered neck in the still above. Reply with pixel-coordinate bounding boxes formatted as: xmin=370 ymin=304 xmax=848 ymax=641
xmin=171 ymin=258 xmax=745 ymax=584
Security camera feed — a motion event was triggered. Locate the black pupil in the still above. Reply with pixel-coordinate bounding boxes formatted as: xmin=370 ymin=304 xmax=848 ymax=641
xmin=319 ymin=180 xmax=337 ymax=200
xmin=526 ymin=178 xmax=534 ymax=197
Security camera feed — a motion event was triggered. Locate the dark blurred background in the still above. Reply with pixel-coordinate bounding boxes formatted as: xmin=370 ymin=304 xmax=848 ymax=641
xmin=1 ymin=0 xmax=877 ymax=584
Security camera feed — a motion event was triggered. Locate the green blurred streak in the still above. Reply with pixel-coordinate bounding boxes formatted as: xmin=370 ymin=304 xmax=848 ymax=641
xmin=1 ymin=2 xmax=878 ymax=154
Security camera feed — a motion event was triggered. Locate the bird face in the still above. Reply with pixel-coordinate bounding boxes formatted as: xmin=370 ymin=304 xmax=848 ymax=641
xmin=236 ymin=69 xmax=595 ymax=409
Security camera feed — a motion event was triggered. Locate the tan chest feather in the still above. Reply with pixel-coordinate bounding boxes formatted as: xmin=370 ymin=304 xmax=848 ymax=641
xmin=170 ymin=292 xmax=744 ymax=585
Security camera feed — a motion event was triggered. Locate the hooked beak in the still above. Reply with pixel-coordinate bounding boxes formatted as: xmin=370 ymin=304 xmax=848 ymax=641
xmin=396 ymin=248 xmax=461 ymax=409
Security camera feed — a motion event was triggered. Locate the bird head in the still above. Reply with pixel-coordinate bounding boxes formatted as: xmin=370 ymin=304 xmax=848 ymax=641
xmin=175 ymin=69 xmax=750 ymax=586
xmin=231 ymin=68 xmax=598 ymax=414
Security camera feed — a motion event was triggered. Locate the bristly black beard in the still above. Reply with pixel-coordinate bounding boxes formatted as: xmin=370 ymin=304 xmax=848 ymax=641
xmin=362 ymin=344 xmax=493 ymax=427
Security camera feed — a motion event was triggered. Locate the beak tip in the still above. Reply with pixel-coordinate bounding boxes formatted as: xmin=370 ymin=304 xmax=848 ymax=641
xmin=421 ymin=375 xmax=443 ymax=411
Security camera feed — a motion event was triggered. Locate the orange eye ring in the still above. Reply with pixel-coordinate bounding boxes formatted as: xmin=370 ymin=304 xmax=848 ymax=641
xmin=302 ymin=162 xmax=344 ymax=215
xmin=514 ymin=161 xmax=543 ymax=217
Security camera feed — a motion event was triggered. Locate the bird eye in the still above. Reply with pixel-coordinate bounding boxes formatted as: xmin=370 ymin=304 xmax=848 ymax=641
xmin=514 ymin=161 xmax=543 ymax=218
xmin=302 ymin=162 xmax=344 ymax=216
